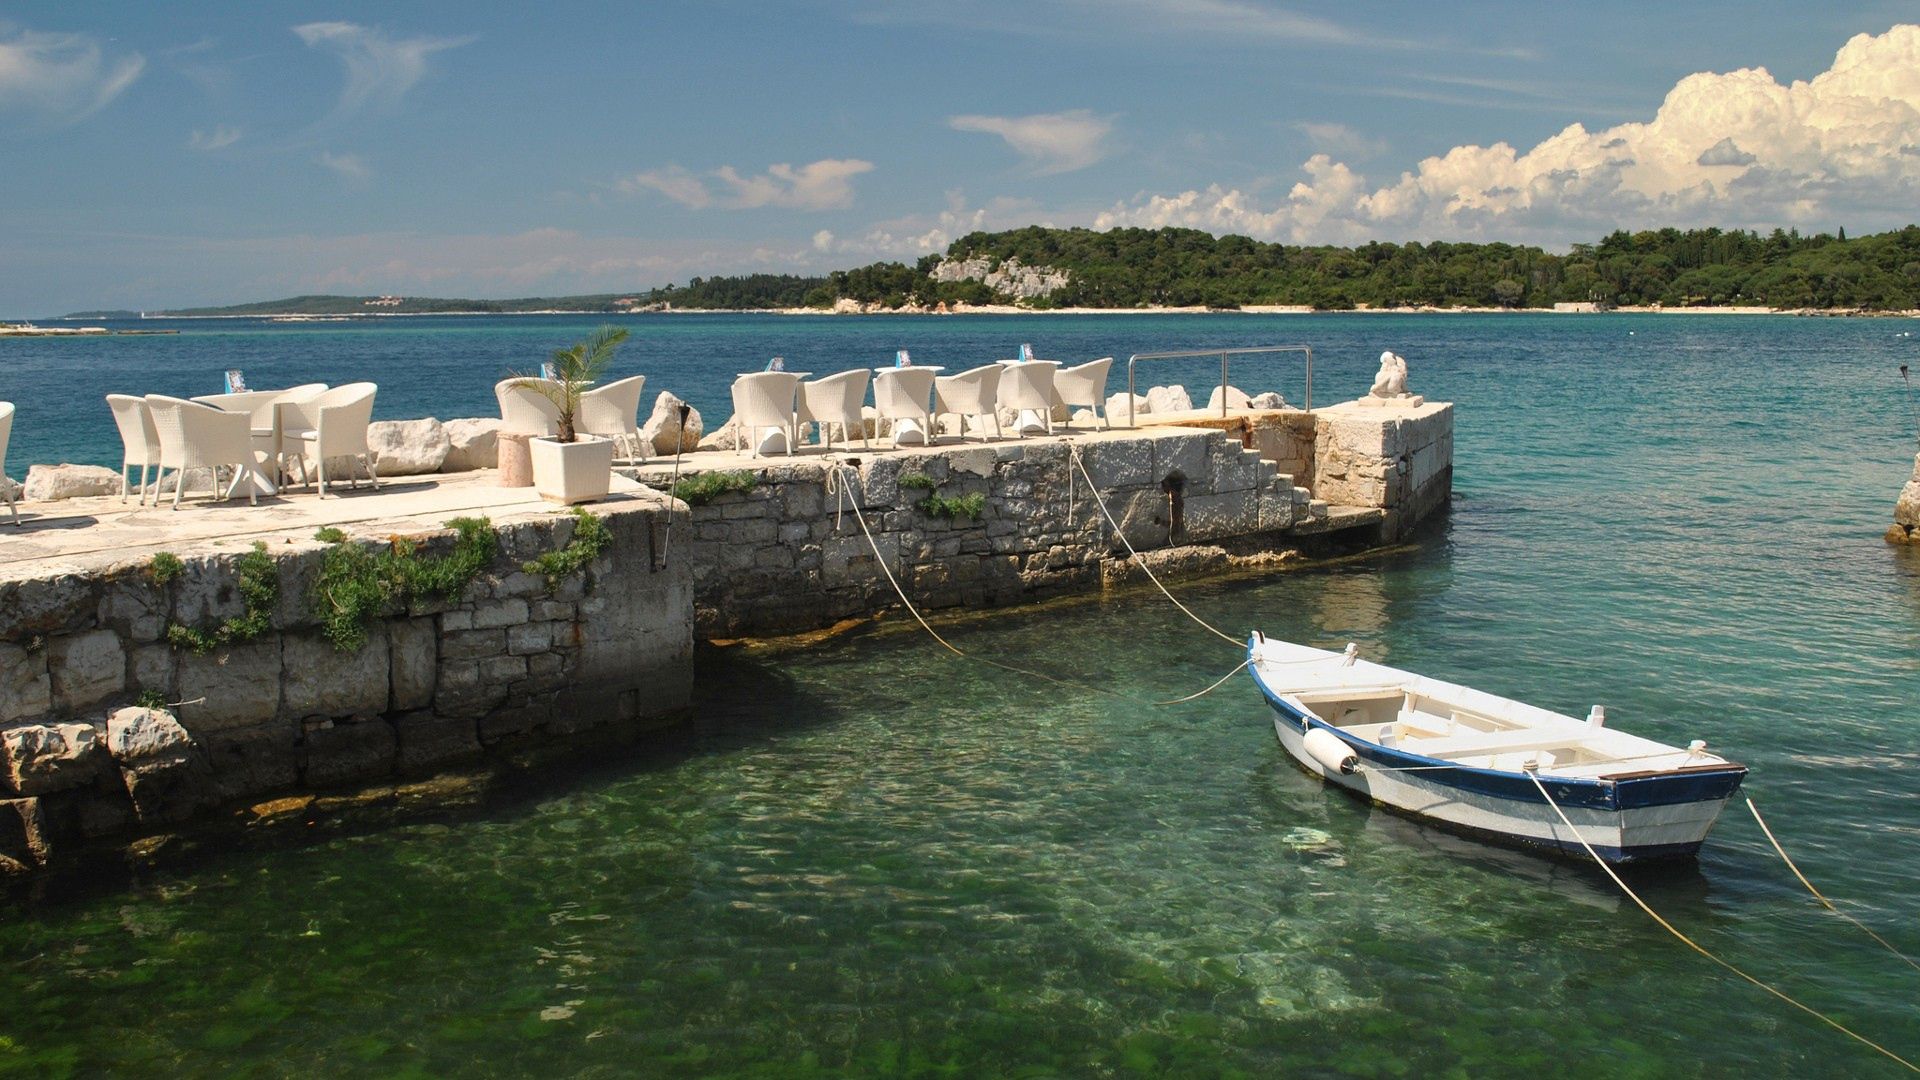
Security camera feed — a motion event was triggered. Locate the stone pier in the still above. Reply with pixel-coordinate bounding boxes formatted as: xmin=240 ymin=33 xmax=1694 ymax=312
xmin=0 ymin=476 xmax=691 ymax=873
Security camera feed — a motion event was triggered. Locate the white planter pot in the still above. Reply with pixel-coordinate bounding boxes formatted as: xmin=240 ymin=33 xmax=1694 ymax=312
xmin=529 ymin=434 xmax=615 ymax=504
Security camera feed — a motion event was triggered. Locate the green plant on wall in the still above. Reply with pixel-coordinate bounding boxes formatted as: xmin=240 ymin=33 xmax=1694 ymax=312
xmin=310 ymin=517 xmax=499 ymax=652
xmin=524 ymin=507 xmax=612 ymax=584
xmin=164 ymin=542 xmax=277 ymax=654
xmin=671 ymin=470 xmax=757 ymax=507
xmin=898 ymin=472 xmax=986 ymax=521
xmin=149 ymin=551 xmax=185 ymax=585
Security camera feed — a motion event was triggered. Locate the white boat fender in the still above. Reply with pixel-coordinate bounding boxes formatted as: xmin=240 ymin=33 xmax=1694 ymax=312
xmin=1303 ymin=727 xmax=1360 ymax=775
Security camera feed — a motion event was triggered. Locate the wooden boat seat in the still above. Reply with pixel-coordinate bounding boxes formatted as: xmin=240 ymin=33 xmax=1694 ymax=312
xmin=1399 ymin=726 xmax=1592 ymax=760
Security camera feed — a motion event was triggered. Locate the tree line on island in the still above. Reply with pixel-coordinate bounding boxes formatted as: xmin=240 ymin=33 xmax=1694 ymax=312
xmin=136 ymin=223 xmax=1920 ymax=318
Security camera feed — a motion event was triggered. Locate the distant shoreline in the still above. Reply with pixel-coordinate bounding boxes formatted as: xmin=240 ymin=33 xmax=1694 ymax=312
xmin=56 ymin=304 xmax=1920 ymax=321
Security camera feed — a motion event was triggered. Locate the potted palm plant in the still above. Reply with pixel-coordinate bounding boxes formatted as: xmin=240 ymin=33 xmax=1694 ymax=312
xmin=521 ymin=325 xmax=629 ymax=504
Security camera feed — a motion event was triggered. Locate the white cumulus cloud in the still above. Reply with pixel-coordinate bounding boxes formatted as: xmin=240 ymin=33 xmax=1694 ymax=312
xmin=1096 ymin=24 xmax=1920 ymax=245
xmin=294 ymin=22 xmax=472 ymax=123
xmin=621 ymin=159 xmax=875 ymax=211
xmin=187 ymin=125 xmax=241 ymax=150
xmin=0 ymin=28 xmax=143 ymax=122
xmin=949 ymin=110 xmax=1114 ymax=175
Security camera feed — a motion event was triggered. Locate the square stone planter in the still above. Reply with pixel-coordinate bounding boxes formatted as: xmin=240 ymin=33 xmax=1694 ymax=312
xmin=529 ymin=434 xmax=615 ymax=504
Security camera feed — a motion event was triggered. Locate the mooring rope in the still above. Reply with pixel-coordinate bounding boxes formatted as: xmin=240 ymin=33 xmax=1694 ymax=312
xmin=827 ymin=462 xmax=1254 ymax=708
xmin=1746 ymin=798 xmax=1920 ymax=975
xmin=1065 ymin=446 xmax=1242 ymax=650
xmin=1527 ymin=771 xmax=1918 ymax=1073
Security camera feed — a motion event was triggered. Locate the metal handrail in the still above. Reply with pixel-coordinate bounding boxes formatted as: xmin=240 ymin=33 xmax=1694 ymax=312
xmin=1124 ymin=345 xmax=1313 ymax=426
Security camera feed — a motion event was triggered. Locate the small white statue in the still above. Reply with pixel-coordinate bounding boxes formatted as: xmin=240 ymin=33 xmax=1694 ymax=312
xmin=1359 ymin=351 xmax=1422 ymax=407
xmin=1369 ymin=351 xmax=1408 ymax=398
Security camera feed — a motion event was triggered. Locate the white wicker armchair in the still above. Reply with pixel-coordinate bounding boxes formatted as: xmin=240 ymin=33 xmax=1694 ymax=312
xmin=106 ymin=394 xmax=162 ymax=504
xmin=1053 ymin=357 xmax=1113 ymax=430
xmin=799 ymin=369 xmax=871 ymax=451
xmin=933 ymin=364 xmax=1003 ymax=443
xmin=0 ymin=402 xmax=17 ymax=524
xmin=282 ymin=382 xmax=380 ymax=496
xmin=577 ymin=374 xmax=648 ymax=461
xmin=496 ymin=378 xmax=562 ymax=436
xmin=729 ymin=372 xmax=803 ymax=457
xmin=873 ymin=368 xmax=937 ymax=446
xmin=145 ymin=395 xmax=259 ymax=509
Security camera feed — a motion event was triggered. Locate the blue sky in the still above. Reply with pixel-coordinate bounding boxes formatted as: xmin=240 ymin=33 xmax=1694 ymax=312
xmin=3 ymin=1 xmax=1917 ymax=314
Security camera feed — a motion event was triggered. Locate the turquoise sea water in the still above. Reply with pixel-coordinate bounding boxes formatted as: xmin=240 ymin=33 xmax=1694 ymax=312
xmin=3 ymin=313 xmax=1920 ymax=1076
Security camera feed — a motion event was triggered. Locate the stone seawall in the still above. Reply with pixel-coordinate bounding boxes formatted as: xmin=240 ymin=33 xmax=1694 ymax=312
xmin=638 ymin=426 xmax=1341 ymax=639
xmin=0 ymin=499 xmax=692 ymax=872
xmin=1312 ymin=400 xmax=1453 ymax=543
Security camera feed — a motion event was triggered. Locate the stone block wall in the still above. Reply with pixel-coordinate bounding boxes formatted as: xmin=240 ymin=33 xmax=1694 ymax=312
xmin=0 ymin=501 xmax=692 ymax=871
xmin=635 ymin=428 xmax=1313 ymax=639
xmin=1312 ymin=400 xmax=1454 ymax=542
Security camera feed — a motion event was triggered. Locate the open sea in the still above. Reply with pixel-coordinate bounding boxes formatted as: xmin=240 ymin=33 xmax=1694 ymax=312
xmin=2 ymin=312 xmax=1919 ymax=1077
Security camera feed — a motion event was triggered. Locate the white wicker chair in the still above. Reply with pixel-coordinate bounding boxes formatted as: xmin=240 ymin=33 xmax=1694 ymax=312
xmin=873 ymin=368 xmax=937 ymax=446
xmin=283 ymin=382 xmax=380 ymax=496
xmin=145 ymin=395 xmax=258 ymax=509
xmin=799 ymin=369 xmax=871 ymax=451
xmin=106 ymin=394 xmax=163 ymax=504
xmin=0 ymin=402 xmax=17 ymax=524
xmin=577 ymin=375 xmax=647 ymax=461
xmin=194 ymin=384 xmax=329 ymax=486
xmin=1053 ymin=357 xmax=1113 ymax=430
xmin=729 ymin=372 xmax=803 ymax=457
xmin=496 ymin=377 xmax=562 ymax=436
xmin=1000 ymin=361 xmax=1059 ymax=437
xmin=933 ymin=364 xmax=1003 ymax=443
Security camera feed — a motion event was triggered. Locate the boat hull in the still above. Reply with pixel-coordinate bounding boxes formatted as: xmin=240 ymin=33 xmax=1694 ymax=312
xmin=1271 ymin=714 xmax=1736 ymax=862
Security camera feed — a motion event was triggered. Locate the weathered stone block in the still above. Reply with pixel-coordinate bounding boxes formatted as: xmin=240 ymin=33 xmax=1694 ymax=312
xmin=0 ymin=797 xmax=52 ymax=868
xmin=506 ymin=622 xmax=551 ymax=655
xmin=368 ymin=418 xmax=451 ymax=476
xmin=281 ymin=631 xmax=389 ymax=719
xmin=1081 ymin=438 xmax=1153 ymax=489
xmin=1182 ymin=490 xmax=1259 ymax=541
xmin=23 ymin=463 xmax=121 ymax=502
xmin=202 ymin=721 xmax=301 ymax=802
xmin=392 ymin=711 xmax=480 ymax=771
xmin=389 ymin=617 xmax=437 ymax=712
xmin=130 ymin=644 xmax=175 ymax=701
xmin=1153 ymin=433 xmax=1209 ymax=489
xmin=170 ymin=554 xmax=248 ymax=630
xmin=47 ymin=629 xmax=125 ymax=714
xmin=441 ymin=417 xmax=502 ymax=472
xmin=301 ymin=720 xmax=396 ymax=787
xmin=469 ymin=598 xmax=529 ymax=630
xmin=0 ymin=573 xmax=100 ymax=640
xmin=97 ymin=566 xmax=167 ymax=642
xmin=0 ymin=644 xmax=52 ymax=724
xmin=442 ymin=628 xmax=505 ymax=660
xmin=2 ymin=721 xmax=108 ymax=795
xmin=176 ymin=639 xmax=284 ymax=733
xmin=106 ymin=707 xmax=212 ymax=823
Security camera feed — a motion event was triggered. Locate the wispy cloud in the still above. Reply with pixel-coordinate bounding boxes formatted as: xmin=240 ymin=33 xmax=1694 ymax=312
xmin=187 ymin=125 xmax=241 ymax=150
xmin=1293 ymin=121 xmax=1385 ymax=160
xmin=620 ymin=159 xmax=875 ymax=210
xmin=0 ymin=28 xmax=144 ymax=123
xmin=949 ymin=110 xmax=1114 ymax=174
xmin=293 ymin=22 xmax=473 ymax=124
xmin=316 ymin=150 xmax=370 ymax=182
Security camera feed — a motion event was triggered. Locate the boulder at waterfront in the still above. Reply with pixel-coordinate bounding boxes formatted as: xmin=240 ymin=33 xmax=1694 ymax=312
xmin=1206 ymin=385 xmax=1253 ymax=412
xmin=24 ymin=464 xmax=121 ymax=502
xmin=641 ymin=392 xmax=704 ymax=455
xmin=368 ymin=418 xmax=451 ymax=475
xmin=698 ymin=414 xmax=741 ymax=452
xmin=441 ymin=418 xmax=502 ymax=472
xmin=106 ymin=706 xmax=211 ymax=823
xmin=1145 ymin=384 xmax=1194 ymax=415
xmin=1890 ymin=452 xmax=1920 ymax=544
xmin=2 ymin=721 xmax=109 ymax=795
xmin=1248 ymin=391 xmax=1289 ymax=410
xmin=1106 ymin=393 xmax=1151 ymax=422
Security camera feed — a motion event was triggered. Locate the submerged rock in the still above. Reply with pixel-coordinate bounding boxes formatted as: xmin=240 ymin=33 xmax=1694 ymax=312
xmin=106 ymin=706 xmax=211 ymax=823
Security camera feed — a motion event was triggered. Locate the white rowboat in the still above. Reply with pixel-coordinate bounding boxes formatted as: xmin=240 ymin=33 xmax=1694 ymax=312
xmin=1248 ymin=633 xmax=1747 ymax=863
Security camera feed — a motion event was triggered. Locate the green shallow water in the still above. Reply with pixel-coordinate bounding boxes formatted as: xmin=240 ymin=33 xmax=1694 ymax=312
xmin=3 ymin=314 xmax=1920 ymax=1077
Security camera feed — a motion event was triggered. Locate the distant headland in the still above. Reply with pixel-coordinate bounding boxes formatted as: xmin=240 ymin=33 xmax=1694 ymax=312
xmin=64 ymin=223 xmax=1920 ymax=319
